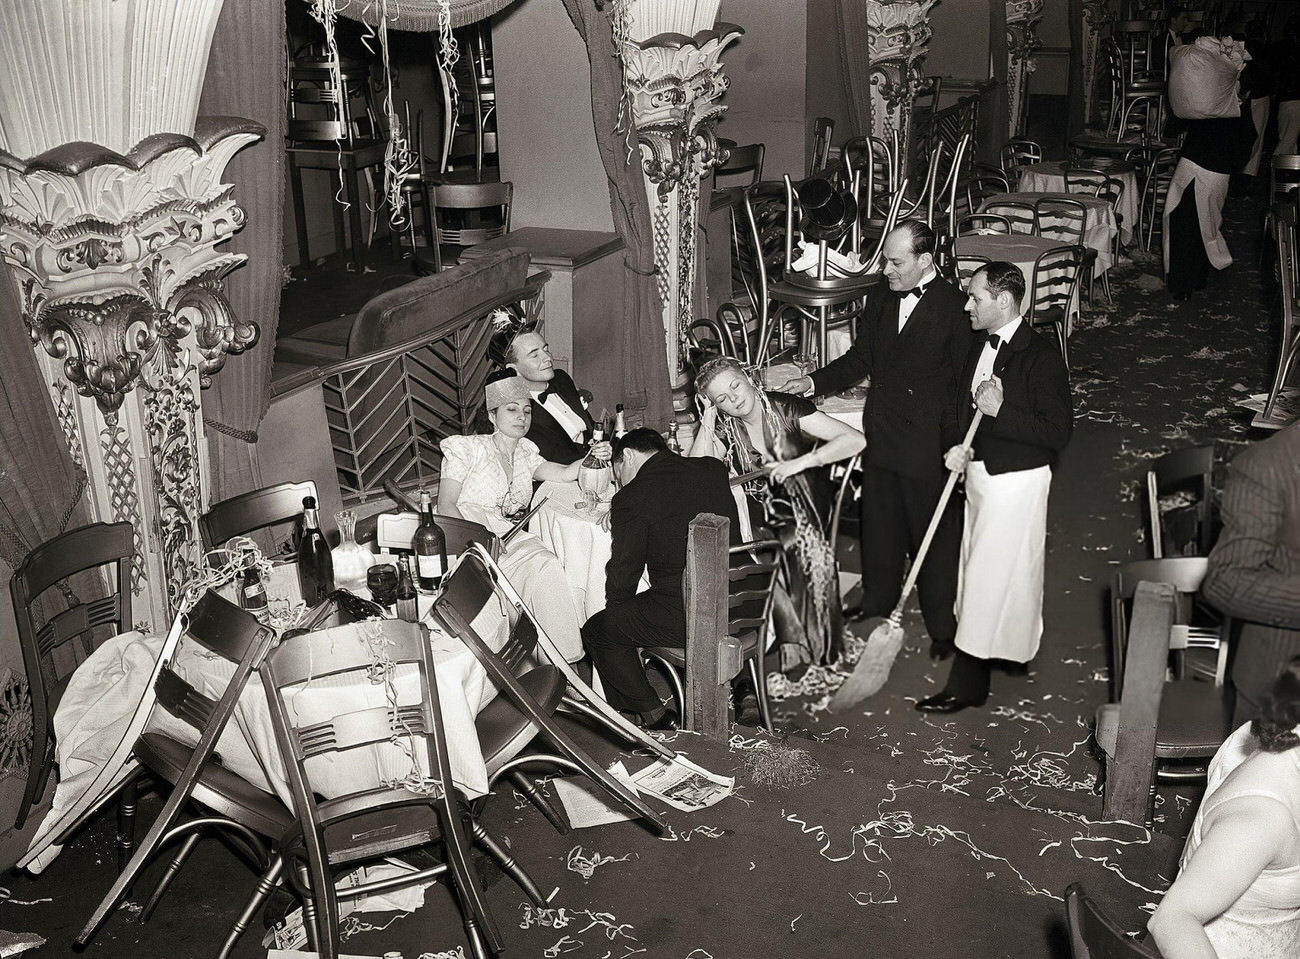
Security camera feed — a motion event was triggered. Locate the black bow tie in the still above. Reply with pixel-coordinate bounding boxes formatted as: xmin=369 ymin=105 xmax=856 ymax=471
xmin=900 ymin=283 xmax=929 ymax=302
xmin=982 ymin=331 xmax=1005 ymax=349
xmin=537 ymin=386 xmax=555 ymax=403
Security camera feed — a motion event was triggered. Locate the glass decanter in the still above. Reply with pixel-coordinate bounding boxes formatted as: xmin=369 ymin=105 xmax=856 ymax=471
xmin=576 ymin=426 xmax=612 ymax=510
xmin=330 ymin=509 xmax=374 ymax=592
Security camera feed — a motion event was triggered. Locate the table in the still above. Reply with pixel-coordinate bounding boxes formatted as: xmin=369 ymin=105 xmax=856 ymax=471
xmin=953 ymin=233 xmax=1081 ymax=331
xmin=982 ymin=192 xmax=1118 ymax=276
xmin=531 ymin=480 xmax=622 ymax=621
xmin=1015 ymin=161 xmax=1139 ymax=245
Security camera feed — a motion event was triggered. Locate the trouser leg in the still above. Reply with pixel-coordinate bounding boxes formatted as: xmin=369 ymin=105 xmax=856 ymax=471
xmin=941 ymin=649 xmax=991 ymax=703
xmin=581 ymin=597 xmax=683 ymax=714
xmin=899 ymin=470 xmax=960 ymax=644
xmin=857 ymin=465 xmax=908 ymax=618
xmin=1167 ymin=181 xmax=1209 ymax=295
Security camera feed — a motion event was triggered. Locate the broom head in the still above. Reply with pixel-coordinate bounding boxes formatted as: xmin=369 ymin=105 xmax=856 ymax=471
xmin=829 ymin=618 xmax=906 ymax=711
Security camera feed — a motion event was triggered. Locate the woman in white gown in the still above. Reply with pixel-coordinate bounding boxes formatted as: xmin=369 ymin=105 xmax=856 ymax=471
xmin=1149 ymin=656 xmax=1300 ymax=958
xmin=437 ymin=370 xmax=602 ymax=662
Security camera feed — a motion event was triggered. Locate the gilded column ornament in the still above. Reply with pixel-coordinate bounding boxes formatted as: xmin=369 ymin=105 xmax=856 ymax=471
xmin=1007 ymin=0 xmax=1046 ymax=138
xmin=617 ymin=0 xmax=741 ymax=378
xmin=1081 ymin=0 xmax=1114 ymax=128
xmin=866 ymin=0 xmax=937 ymax=169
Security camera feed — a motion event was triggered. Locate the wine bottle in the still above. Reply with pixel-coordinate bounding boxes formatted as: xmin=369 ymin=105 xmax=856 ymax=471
xmin=395 ymin=555 xmax=420 ymax=624
xmin=412 ymin=489 xmax=447 ymax=592
xmin=297 ymin=496 xmax=334 ymax=605
xmin=666 ymin=420 xmax=682 ymax=454
xmin=239 ymin=555 xmax=268 ymax=614
xmin=613 ymin=404 xmax=628 ymax=439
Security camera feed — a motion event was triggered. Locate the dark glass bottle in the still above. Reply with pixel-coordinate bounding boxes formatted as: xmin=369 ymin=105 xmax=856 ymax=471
xmin=395 ymin=555 xmax=420 ymax=624
xmin=412 ymin=489 xmax=447 ymax=592
xmin=239 ymin=555 xmax=268 ymax=614
xmin=666 ymin=420 xmax=682 ymax=454
xmin=297 ymin=496 xmax=334 ymax=605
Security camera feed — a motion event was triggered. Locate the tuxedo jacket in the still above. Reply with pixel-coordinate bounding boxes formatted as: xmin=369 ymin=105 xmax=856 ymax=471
xmin=809 ymin=277 xmax=973 ymax=479
xmin=525 ymin=370 xmax=594 ymax=465
xmin=606 ymin=452 xmax=741 ymax=617
xmin=941 ymin=322 xmax=1073 ymax=475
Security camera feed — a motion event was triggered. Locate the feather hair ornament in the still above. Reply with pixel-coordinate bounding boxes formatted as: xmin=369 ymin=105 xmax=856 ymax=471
xmin=489 ymin=308 xmax=517 ymax=333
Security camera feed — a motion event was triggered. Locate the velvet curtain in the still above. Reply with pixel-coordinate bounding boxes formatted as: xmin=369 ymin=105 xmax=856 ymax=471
xmin=196 ymin=0 xmax=288 ymax=503
xmin=835 ymin=0 xmax=874 ymax=139
xmin=559 ymin=0 xmax=673 ymax=429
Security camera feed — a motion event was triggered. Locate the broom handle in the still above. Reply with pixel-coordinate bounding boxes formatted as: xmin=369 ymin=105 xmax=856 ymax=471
xmin=888 ymin=410 xmax=984 ymax=620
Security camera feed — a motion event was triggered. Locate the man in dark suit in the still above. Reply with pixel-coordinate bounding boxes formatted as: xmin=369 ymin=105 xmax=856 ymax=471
xmin=780 ymin=220 xmax=973 ymax=659
xmin=1203 ymin=421 xmax=1300 ymax=725
xmin=489 ymin=315 xmax=596 ymax=464
xmin=917 ymin=261 xmax=1072 ymax=713
xmin=581 ymin=429 xmax=741 ymax=729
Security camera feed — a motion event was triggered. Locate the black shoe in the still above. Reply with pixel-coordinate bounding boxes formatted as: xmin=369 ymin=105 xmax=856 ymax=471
xmin=929 ymin=641 xmax=956 ymax=661
xmin=643 ymin=708 xmax=680 ymax=731
xmin=842 ymin=606 xmax=869 ymax=623
xmin=735 ymin=694 xmax=762 ymax=728
xmin=915 ymin=691 xmax=986 ymax=714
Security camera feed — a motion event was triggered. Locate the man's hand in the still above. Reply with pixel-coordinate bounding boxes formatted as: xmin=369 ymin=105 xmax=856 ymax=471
xmin=599 ymin=507 xmax=613 ymax=532
xmin=590 ymin=440 xmax=613 ymax=461
xmin=776 ymin=374 xmax=813 ymax=396
xmin=974 ymin=375 xmax=1004 ymax=417
xmin=944 ymin=444 xmax=972 ymax=474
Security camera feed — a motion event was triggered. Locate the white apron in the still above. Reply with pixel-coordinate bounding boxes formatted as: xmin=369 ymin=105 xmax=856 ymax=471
xmin=1163 ymin=157 xmax=1232 ymax=274
xmin=953 ymin=461 xmax=1051 ymax=663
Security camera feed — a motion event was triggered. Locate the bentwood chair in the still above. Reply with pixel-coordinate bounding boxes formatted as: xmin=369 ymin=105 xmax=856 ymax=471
xmin=1026 ymin=244 xmax=1084 ymax=369
xmin=200 ymin=480 xmax=318 ymax=551
xmin=76 ymin=591 xmax=285 ymax=954
xmin=10 ymin=522 xmax=135 ymax=834
xmin=955 ymin=253 xmax=992 ymax=291
xmin=983 ymin=199 xmax=1039 ymax=235
xmin=644 ymin=539 xmax=782 ymax=732
xmin=957 ymin=214 xmax=1011 ymax=236
xmin=1065 ymin=883 xmax=1162 ymax=958
xmin=1140 ymin=147 xmax=1179 ymax=252
xmin=1035 ymin=197 xmax=1089 ymax=248
xmin=1000 ymin=137 xmax=1044 ymax=187
xmin=262 ymin=620 xmax=541 ymax=959
xmin=1264 ymin=195 xmax=1300 ymax=423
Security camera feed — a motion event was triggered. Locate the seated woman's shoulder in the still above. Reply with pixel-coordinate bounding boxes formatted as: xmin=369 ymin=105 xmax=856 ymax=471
xmin=439 ymin=433 xmax=489 ymax=457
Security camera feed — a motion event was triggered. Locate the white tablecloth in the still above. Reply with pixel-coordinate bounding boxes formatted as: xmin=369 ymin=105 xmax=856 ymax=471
xmin=762 ymin=362 xmax=867 ymax=429
xmin=1016 ymin=161 xmax=1139 ymax=246
xmin=982 ymin=192 xmax=1117 ymax=277
xmin=530 ymin=480 xmax=623 ymax=621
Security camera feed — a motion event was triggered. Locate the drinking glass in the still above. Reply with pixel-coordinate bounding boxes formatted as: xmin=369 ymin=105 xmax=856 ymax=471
xmin=366 ymin=563 xmax=398 ymax=607
xmin=794 ymin=352 xmax=817 ymax=375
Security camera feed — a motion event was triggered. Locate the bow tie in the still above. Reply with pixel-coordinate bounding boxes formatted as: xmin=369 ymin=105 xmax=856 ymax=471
xmin=981 ymin=331 xmax=1005 ymax=349
xmin=900 ymin=284 xmax=929 ymax=302
xmin=537 ymin=386 xmax=555 ymax=403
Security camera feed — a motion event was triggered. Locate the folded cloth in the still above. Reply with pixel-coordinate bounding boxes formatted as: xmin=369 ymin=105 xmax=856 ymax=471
xmin=791 ymin=241 xmax=868 ymax=277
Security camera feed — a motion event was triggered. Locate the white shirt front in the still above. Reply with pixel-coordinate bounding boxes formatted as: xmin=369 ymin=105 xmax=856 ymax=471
xmin=898 ymin=269 xmax=939 ymax=333
xmin=537 ymin=390 xmax=588 ymax=443
xmin=971 ymin=316 xmax=1023 ymax=399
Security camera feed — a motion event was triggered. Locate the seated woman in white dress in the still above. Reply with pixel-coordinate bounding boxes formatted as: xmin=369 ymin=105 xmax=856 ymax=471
xmin=1149 ymin=655 xmax=1300 ymax=958
xmin=437 ymin=370 xmax=604 ymax=663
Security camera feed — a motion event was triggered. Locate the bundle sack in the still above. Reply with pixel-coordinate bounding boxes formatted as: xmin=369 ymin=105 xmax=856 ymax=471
xmin=1168 ymin=36 xmax=1250 ymax=120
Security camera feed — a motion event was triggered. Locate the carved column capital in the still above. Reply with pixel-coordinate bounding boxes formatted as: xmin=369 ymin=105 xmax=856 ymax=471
xmin=865 ymin=0 xmax=937 ymax=156
xmin=1006 ymin=0 xmax=1046 ymax=137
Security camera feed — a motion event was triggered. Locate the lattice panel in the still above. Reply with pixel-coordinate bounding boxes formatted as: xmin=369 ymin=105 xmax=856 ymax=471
xmin=916 ymin=94 xmax=980 ymax=179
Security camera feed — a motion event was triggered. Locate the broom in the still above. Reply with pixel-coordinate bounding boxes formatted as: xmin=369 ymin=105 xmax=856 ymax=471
xmin=829 ymin=409 xmax=984 ymax=711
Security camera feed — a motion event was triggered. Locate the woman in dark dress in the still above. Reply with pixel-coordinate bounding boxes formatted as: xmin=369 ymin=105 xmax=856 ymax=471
xmin=689 ymin=356 xmax=865 ymax=671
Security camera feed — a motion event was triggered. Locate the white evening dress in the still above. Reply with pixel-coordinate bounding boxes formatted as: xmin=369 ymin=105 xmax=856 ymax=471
xmin=439 ymin=434 xmax=585 ymax=662
xmin=1178 ymin=723 xmax=1300 ymax=958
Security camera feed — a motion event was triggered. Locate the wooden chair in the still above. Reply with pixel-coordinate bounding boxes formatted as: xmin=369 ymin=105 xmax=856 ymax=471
xmin=262 ymin=620 xmax=538 ymax=959
xmin=1139 ymin=147 xmax=1179 ymax=252
xmin=1000 ymin=137 xmax=1044 ymax=187
xmin=10 ymin=521 xmax=134 ymax=834
xmin=76 ymin=591 xmax=284 ymax=952
xmin=374 ymin=510 xmax=502 ymax=562
xmin=433 ymin=546 xmax=670 ymax=829
xmin=809 ymin=116 xmax=834 ymax=176
xmin=1026 ymin=244 xmax=1084 ymax=369
xmin=1146 ymin=445 xmax=1216 ymax=559
xmin=1263 ymin=194 xmax=1300 ymax=423
xmin=644 ymin=539 xmax=782 ymax=732
xmin=200 ymin=480 xmax=318 ymax=551
xmin=983 ymin=199 xmax=1038 ymax=235
xmin=714 ymin=142 xmax=765 ymax=193
xmin=1065 ymin=882 xmax=1162 ymax=958
xmin=389 ymin=102 xmax=437 ymax=258
xmin=1097 ymin=581 xmax=1229 ymax=824
xmin=428 ymin=181 xmax=513 ymax=272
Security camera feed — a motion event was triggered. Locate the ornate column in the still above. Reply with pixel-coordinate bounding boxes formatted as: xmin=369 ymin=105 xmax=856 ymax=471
xmin=1081 ymin=0 xmax=1114 ymax=127
xmin=0 ymin=0 xmax=263 ymax=628
xmin=1007 ymin=0 xmax=1046 ymax=137
xmin=866 ymin=0 xmax=937 ymax=178
xmin=617 ymin=0 xmax=742 ymax=380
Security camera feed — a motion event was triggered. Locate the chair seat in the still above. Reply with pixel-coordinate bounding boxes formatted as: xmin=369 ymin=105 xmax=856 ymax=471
xmin=645 ymin=628 xmax=762 ymax=668
xmin=135 ymin=732 xmax=293 ymax=838
xmin=1094 ymin=678 xmax=1232 ymax=759
xmin=770 ymin=277 xmax=876 ymax=308
xmin=477 ymin=665 xmax=566 ymax=775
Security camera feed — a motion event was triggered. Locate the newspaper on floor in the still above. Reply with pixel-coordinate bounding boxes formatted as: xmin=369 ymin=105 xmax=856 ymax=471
xmin=553 ymin=773 xmax=639 ymax=828
xmin=622 ymin=753 xmax=735 ymax=812
xmin=0 ymin=931 xmax=43 ymax=957
xmin=1233 ymin=388 xmax=1300 ymax=429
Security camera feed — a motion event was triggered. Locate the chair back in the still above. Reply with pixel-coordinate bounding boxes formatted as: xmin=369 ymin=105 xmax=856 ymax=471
xmin=1035 ymin=197 xmax=1088 ymax=247
xmin=374 ymin=511 xmax=501 ymax=561
xmin=740 ymin=180 xmax=796 ymax=362
xmin=956 ymin=253 xmax=992 ymax=291
xmin=1110 ymin=556 xmax=1208 ymax=689
xmin=288 ymin=56 xmax=377 ymax=147
xmin=727 ymin=542 xmax=780 ymax=642
xmin=1064 ymin=167 xmax=1109 ymax=196
xmin=1065 ymin=883 xmax=1162 ymax=959
xmin=958 ymin=214 xmax=1011 ymax=236
xmin=1147 ymin=444 xmax=1215 ymax=558
xmin=1270 ymin=154 xmax=1300 ymax=202
xmin=1028 ymin=245 xmax=1083 ymax=321
xmin=200 ymin=480 xmax=318 ymax=550
xmin=984 ymin=200 xmax=1038 ymax=235
xmin=1112 ymin=20 xmax=1155 ymax=83
xmin=930 ymin=133 xmax=973 ymax=237
xmin=810 ymin=116 xmax=834 ymax=176
xmin=435 ymin=549 xmax=539 ymax=674
xmin=11 ymin=521 xmax=135 ymax=714
xmin=716 ymin=143 xmax=765 ymax=188
xmin=430 ymin=181 xmax=513 ymax=248
xmin=1000 ymin=137 xmax=1043 ymax=185
xmin=964 ymin=172 xmax=1011 ymax=216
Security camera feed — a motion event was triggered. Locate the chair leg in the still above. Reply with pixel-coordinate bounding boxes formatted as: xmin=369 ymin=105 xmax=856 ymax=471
xmin=441 ymin=799 xmax=503 ymax=955
xmin=115 ymin=773 xmax=139 ymax=874
xmin=141 ymin=832 xmax=202 ymax=921
xmin=643 ymin=653 xmax=686 ymax=719
xmin=15 ymin=734 xmax=53 ymax=831
xmin=747 ymin=657 xmax=774 ymax=733
xmin=507 ymin=768 xmax=571 ymax=836
xmin=469 ymin=820 xmax=546 ymax=906
xmin=216 ymin=858 xmax=284 ymax=959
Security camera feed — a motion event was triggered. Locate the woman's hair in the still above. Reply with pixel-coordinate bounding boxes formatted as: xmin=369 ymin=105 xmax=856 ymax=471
xmin=1252 ymin=656 xmax=1300 ymax=753
xmin=695 ymin=355 xmax=748 ymax=394
xmin=487 ymin=306 xmax=539 ymax=367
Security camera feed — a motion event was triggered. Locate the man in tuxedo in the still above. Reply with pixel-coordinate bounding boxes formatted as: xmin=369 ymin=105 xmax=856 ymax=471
xmin=780 ymin=220 xmax=973 ymax=659
xmin=917 ymin=262 xmax=1072 ymax=714
xmin=492 ymin=318 xmax=595 ymax=464
xmin=581 ymin=429 xmax=740 ymax=729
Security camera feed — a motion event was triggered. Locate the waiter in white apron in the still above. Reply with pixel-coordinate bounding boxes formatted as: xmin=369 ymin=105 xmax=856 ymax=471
xmin=917 ymin=262 xmax=1074 ymax=714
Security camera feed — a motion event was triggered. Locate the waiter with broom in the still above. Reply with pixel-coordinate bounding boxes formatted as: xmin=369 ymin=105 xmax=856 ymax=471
xmin=917 ymin=262 xmax=1073 ymax=714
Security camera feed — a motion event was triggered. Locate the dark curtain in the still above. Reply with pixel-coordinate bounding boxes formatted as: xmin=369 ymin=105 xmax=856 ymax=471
xmin=835 ymin=0 xmax=874 ymax=139
xmin=196 ymin=0 xmax=288 ymax=503
xmin=560 ymin=0 xmax=673 ymax=430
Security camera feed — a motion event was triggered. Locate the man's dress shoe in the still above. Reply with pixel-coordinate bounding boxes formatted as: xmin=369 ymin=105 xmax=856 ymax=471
xmin=644 ymin=708 xmax=680 ymax=731
xmin=842 ymin=606 xmax=869 ymax=624
xmin=915 ymin=691 xmax=985 ymax=714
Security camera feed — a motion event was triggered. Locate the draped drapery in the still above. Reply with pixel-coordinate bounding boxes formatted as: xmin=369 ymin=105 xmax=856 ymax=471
xmin=336 ymin=0 xmax=522 ymax=30
xmin=835 ymin=0 xmax=874 ymax=139
xmin=560 ymin=0 xmax=673 ymax=430
xmin=196 ymin=0 xmax=287 ymax=503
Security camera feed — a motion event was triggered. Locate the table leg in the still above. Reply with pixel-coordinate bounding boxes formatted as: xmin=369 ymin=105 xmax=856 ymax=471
xmin=818 ymin=305 xmax=829 ymax=368
xmin=346 ymin=162 xmax=366 ymax=273
xmin=288 ymin=153 xmax=310 ymax=270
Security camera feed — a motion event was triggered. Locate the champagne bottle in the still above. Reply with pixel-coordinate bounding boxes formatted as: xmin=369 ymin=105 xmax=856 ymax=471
xmin=239 ymin=555 xmax=268 ymax=614
xmin=297 ymin=496 xmax=334 ymax=605
xmin=412 ymin=490 xmax=447 ymax=592
xmin=613 ymin=404 xmax=628 ymax=439
xmin=395 ymin=555 xmax=420 ymax=624
xmin=666 ymin=420 xmax=682 ymax=454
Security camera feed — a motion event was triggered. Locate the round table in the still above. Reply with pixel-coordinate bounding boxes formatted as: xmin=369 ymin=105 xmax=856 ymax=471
xmin=1015 ymin=160 xmax=1139 ymax=245
xmin=530 ymin=480 xmax=619 ymax=621
xmin=953 ymin=233 xmax=1081 ymax=332
xmin=982 ymin=192 xmax=1118 ymax=276
xmin=762 ymin=361 xmax=866 ymax=429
